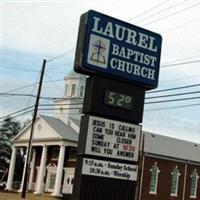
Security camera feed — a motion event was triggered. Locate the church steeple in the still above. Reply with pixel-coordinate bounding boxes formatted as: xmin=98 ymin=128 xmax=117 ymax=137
xmin=64 ymin=71 xmax=86 ymax=98
xmin=54 ymin=71 xmax=86 ymax=124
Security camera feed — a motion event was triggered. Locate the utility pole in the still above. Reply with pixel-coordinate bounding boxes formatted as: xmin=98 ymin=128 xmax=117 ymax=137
xmin=21 ymin=59 xmax=46 ymax=198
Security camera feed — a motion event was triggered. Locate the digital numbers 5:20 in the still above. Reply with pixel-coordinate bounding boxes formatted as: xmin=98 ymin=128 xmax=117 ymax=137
xmin=104 ymin=90 xmax=133 ymax=110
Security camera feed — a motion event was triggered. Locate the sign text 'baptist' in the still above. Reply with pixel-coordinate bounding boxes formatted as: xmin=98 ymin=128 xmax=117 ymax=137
xmin=74 ymin=10 xmax=162 ymax=89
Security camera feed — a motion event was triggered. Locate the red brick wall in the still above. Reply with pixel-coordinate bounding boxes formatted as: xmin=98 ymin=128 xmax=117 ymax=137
xmin=64 ymin=146 xmax=76 ymax=168
xmin=140 ymin=155 xmax=186 ymax=200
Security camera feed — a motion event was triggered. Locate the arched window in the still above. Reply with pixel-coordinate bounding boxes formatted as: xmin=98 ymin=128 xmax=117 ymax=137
xmin=71 ymin=84 xmax=76 ymax=96
xmin=149 ymin=162 xmax=160 ymax=194
xmin=171 ymin=166 xmax=180 ymax=196
xmin=65 ymin=84 xmax=68 ymax=96
xmin=190 ymin=169 xmax=199 ymax=198
xmin=80 ymin=85 xmax=84 ymax=98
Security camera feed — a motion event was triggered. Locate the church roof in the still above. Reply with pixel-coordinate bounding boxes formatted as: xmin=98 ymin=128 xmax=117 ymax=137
xmin=40 ymin=115 xmax=79 ymax=142
xmin=65 ymin=70 xmax=86 ymax=79
xmin=143 ymin=131 xmax=200 ymax=163
xmin=69 ymin=118 xmax=81 ymax=127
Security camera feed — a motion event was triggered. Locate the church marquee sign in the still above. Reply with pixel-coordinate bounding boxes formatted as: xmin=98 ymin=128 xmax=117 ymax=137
xmin=78 ymin=115 xmax=141 ymax=162
xmin=74 ymin=10 xmax=162 ymax=89
xmin=82 ymin=158 xmax=138 ymax=181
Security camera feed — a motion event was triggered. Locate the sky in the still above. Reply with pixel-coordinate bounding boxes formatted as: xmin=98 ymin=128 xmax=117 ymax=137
xmin=1 ymin=0 xmax=200 ymax=143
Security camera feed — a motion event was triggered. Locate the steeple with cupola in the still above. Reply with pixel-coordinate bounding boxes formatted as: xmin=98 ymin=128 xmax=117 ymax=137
xmin=53 ymin=71 xmax=86 ymax=124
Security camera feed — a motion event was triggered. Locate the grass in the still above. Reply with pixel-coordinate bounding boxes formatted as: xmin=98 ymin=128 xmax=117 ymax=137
xmin=0 ymin=192 xmax=59 ymax=200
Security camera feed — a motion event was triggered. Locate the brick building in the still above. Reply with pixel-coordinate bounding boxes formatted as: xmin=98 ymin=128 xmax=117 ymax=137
xmin=138 ymin=133 xmax=200 ymax=200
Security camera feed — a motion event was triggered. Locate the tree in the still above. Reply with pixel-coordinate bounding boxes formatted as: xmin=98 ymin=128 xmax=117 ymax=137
xmin=0 ymin=117 xmax=25 ymax=182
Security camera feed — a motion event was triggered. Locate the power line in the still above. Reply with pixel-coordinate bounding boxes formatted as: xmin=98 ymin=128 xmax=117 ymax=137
xmin=161 ymin=74 xmax=200 ymax=84
xmin=39 ymin=107 xmax=80 ymax=111
xmin=4 ymin=66 xmax=39 ymax=73
xmin=41 ymin=96 xmax=200 ymax=106
xmin=4 ymin=58 xmax=200 ymax=77
xmin=134 ymin=1 xmax=184 ymax=23
xmin=0 ymin=106 xmax=83 ymax=122
xmin=2 ymin=90 xmax=200 ymax=120
xmin=6 ymin=83 xmax=38 ymax=93
xmin=161 ymin=54 xmax=200 ymax=65
xmin=3 ymin=55 xmax=200 ymax=94
xmin=29 ymin=101 xmax=200 ymax=114
xmin=145 ymin=102 xmax=200 ymax=111
xmin=143 ymin=2 xmax=200 ymax=26
xmin=3 ymin=65 xmax=67 ymax=75
xmin=0 ymin=93 xmax=55 ymax=99
xmin=145 ymin=96 xmax=200 ymax=104
xmin=146 ymin=91 xmax=200 ymax=99
xmin=34 ymin=2 xmax=199 ymax=65
xmin=0 ymin=105 xmax=34 ymax=120
xmin=1 ymin=84 xmax=200 ymax=104
xmin=129 ymin=0 xmax=169 ymax=21
xmin=2 ymin=89 xmax=200 ymax=100
xmin=3 ymin=54 xmax=200 ymax=92
xmin=2 ymin=96 xmax=200 ymax=121
xmin=3 ymin=79 xmax=64 ymax=94
xmin=2 ymin=82 xmax=200 ymax=104
xmin=40 ymin=102 xmax=82 ymax=106
xmin=161 ymin=60 xmax=200 ymax=68
xmin=6 ymin=109 xmax=34 ymax=120
xmin=162 ymin=18 xmax=200 ymax=34
xmin=46 ymin=48 xmax=74 ymax=63
xmin=44 ymin=73 xmax=64 ymax=94
xmin=3 ymin=57 xmax=200 ymax=94
xmin=24 ymin=72 xmax=41 ymax=110
xmin=0 ymin=102 xmax=83 ymax=120
xmin=147 ymin=83 xmax=200 ymax=94
xmin=0 ymin=93 xmax=85 ymax=101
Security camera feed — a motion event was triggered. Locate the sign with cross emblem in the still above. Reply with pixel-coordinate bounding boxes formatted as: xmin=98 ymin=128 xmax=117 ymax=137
xmin=74 ymin=10 xmax=162 ymax=89
xmin=72 ymin=9 xmax=162 ymax=200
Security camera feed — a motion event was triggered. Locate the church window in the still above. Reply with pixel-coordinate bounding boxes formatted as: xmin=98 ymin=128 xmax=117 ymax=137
xmin=149 ymin=162 xmax=160 ymax=194
xmin=65 ymin=84 xmax=68 ymax=96
xmin=49 ymin=173 xmax=56 ymax=190
xmin=80 ymin=85 xmax=84 ymax=97
xmin=171 ymin=166 xmax=180 ymax=196
xmin=190 ymin=169 xmax=199 ymax=198
xmin=69 ymin=148 xmax=77 ymax=160
xmin=51 ymin=147 xmax=59 ymax=160
xmin=71 ymin=84 xmax=76 ymax=96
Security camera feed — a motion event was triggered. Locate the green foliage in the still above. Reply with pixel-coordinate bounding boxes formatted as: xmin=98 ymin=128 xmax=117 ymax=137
xmin=0 ymin=118 xmax=25 ymax=181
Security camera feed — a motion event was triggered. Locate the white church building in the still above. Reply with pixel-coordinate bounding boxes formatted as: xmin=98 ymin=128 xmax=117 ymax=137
xmin=6 ymin=71 xmax=86 ymax=196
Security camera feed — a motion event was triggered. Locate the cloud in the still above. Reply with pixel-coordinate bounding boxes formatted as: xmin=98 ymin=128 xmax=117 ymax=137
xmin=143 ymin=111 xmax=200 ymax=143
xmin=2 ymin=0 xmax=175 ymax=54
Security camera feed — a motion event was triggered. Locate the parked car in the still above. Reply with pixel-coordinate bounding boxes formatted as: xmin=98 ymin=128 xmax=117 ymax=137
xmin=12 ymin=181 xmax=21 ymax=190
xmin=0 ymin=182 xmax=6 ymax=190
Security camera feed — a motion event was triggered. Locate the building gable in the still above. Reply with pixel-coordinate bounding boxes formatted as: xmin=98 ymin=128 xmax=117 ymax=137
xmin=13 ymin=116 xmax=62 ymax=143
